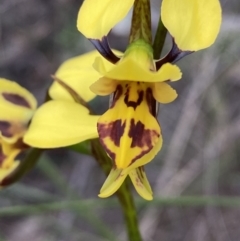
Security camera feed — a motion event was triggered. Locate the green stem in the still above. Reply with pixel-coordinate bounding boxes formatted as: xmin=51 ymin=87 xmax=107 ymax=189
xmin=116 ymin=179 xmax=142 ymax=241
xmin=129 ymin=0 xmax=152 ymax=45
xmin=153 ymin=17 xmax=167 ymax=59
xmin=91 ymin=139 xmax=142 ymax=241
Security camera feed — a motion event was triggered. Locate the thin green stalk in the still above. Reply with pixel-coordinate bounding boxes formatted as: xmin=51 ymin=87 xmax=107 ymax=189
xmin=116 ymin=180 xmax=142 ymax=241
xmin=153 ymin=17 xmax=167 ymax=59
xmin=129 ymin=0 xmax=152 ymax=45
xmin=91 ymin=139 xmax=142 ymax=241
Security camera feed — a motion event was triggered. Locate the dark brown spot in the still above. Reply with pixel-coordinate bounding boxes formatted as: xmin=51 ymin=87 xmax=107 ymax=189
xmin=98 ymin=119 xmax=126 ymax=147
xmin=3 ymin=93 xmax=31 ymax=108
xmin=129 ymin=124 xmax=160 ymax=165
xmin=124 ymin=89 xmax=144 ymax=110
xmin=128 ymin=119 xmax=160 ymax=149
xmin=146 ymin=88 xmax=157 ymax=116
xmin=0 ymin=121 xmax=12 ymax=138
xmin=129 ymin=119 xmax=149 ymax=148
xmin=111 ymin=85 xmax=123 ymax=108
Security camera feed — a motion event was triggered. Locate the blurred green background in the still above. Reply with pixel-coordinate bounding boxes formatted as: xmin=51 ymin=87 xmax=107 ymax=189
xmin=1 ymin=0 xmax=240 ymax=240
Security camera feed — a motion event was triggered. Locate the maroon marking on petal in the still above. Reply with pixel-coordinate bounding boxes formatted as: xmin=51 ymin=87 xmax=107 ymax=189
xmin=128 ymin=119 xmax=158 ymax=148
xmin=0 ymin=121 xmax=12 ymax=138
xmin=128 ymin=119 xmax=152 ymax=148
xmin=131 ymin=149 xmax=152 ymax=165
xmin=111 ymin=85 xmax=123 ymax=109
xmin=98 ymin=119 xmax=126 ymax=147
xmin=128 ymin=119 xmax=160 ymax=164
xmin=2 ymin=93 xmax=31 ymax=108
xmin=124 ymin=88 xmax=144 ymax=110
xmin=146 ymin=88 xmax=157 ymax=116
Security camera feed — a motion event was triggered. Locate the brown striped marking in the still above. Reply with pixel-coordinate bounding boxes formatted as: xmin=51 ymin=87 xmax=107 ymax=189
xmin=98 ymin=119 xmax=126 ymax=147
xmin=2 ymin=93 xmax=31 ymax=108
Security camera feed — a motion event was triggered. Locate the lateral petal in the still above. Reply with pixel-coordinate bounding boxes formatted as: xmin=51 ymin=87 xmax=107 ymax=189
xmin=161 ymin=0 xmax=222 ymax=51
xmin=24 ymin=101 xmax=99 ymax=148
xmin=129 ymin=167 xmax=153 ymax=200
xmin=98 ymin=168 xmax=128 ymax=198
xmin=49 ymin=51 xmax=102 ymax=102
xmin=90 ymin=77 xmax=117 ymax=96
xmin=77 ymin=0 xmax=134 ymax=39
xmin=152 ymin=82 xmax=178 ymax=104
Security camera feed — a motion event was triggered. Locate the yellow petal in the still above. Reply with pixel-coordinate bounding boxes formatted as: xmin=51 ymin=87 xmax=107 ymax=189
xmin=0 ymin=121 xmax=26 ymax=144
xmin=98 ymin=168 xmax=128 ymax=198
xmin=0 ymin=78 xmax=37 ymax=110
xmin=49 ymin=51 xmax=101 ymax=102
xmin=50 ymin=50 xmax=122 ymax=102
xmin=93 ymin=56 xmax=114 ymax=75
xmin=99 ymin=137 xmax=162 ymax=198
xmin=98 ymin=82 xmax=161 ymax=169
xmin=24 ymin=100 xmax=99 ymax=148
xmin=129 ymin=167 xmax=153 ymax=200
xmin=95 ymin=57 xmax=182 ymax=82
xmin=130 ymin=135 xmax=162 ymax=170
xmin=0 ymin=78 xmax=37 ymax=143
xmin=90 ymin=77 xmax=117 ymax=96
xmin=0 ymin=140 xmax=20 ymax=185
xmin=77 ymin=0 xmax=134 ymax=39
xmin=152 ymin=82 xmax=178 ymax=104
xmin=1 ymin=140 xmax=18 ymax=156
xmin=161 ymin=0 xmax=222 ymax=51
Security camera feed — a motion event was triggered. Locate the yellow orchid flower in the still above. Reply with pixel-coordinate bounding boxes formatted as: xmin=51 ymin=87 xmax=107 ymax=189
xmin=25 ymin=0 xmax=222 ymax=200
xmin=75 ymin=0 xmax=221 ymax=198
xmin=0 ymin=78 xmax=37 ymax=144
xmin=0 ymin=78 xmax=37 ymax=185
xmin=24 ymin=50 xmax=157 ymax=200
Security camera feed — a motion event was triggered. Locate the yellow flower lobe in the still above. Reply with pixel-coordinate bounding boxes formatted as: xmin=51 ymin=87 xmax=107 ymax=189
xmin=98 ymin=81 xmax=161 ymax=169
